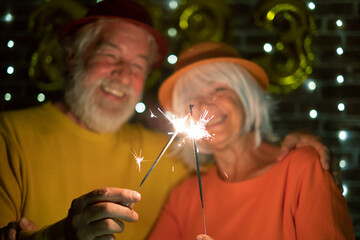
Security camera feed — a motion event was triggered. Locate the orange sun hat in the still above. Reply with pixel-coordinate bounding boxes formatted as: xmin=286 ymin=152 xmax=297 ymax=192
xmin=158 ymin=41 xmax=269 ymax=111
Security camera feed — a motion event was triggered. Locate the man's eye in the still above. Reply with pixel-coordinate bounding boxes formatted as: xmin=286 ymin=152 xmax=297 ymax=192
xmin=105 ymin=54 xmax=116 ymax=58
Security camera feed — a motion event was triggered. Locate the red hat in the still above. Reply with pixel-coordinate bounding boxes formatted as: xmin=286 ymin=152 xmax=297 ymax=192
xmin=60 ymin=0 xmax=168 ymax=70
xmin=158 ymin=41 xmax=269 ymax=111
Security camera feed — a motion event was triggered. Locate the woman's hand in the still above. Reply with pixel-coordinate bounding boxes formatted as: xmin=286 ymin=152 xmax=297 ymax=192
xmin=196 ymin=234 xmax=214 ymax=240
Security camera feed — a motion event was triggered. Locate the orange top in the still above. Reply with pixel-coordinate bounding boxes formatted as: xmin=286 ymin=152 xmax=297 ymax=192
xmin=149 ymin=147 xmax=355 ymax=240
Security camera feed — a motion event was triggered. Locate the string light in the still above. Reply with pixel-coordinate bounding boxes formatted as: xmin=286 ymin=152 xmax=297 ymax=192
xmin=3 ymin=13 xmax=13 ymax=22
xmin=168 ymin=0 xmax=178 ymax=10
xmin=7 ymin=40 xmax=14 ymax=48
xmin=135 ymin=102 xmax=146 ymax=113
xmin=307 ymin=2 xmax=316 ymax=10
xmin=4 ymin=93 xmax=11 ymax=101
xmin=342 ymin=184 xmax=348 ymax=197
xmin=339 ymin=159 xmax=347 ymax=169
xmin=309 ymin=109 xmax=317 ymax=119
xmin=336 ymin=19 xmax=343 ymax=27
xmin=167 ymin=27 xmax=177 ymax=37
xmin=263 ymin=43 xmax=272 ymax=52
xmin=7 ymin=66 xmax=14 ymax=74
xmin=336 ymin=47 xmax=344 ymax=55
xmin=338 ymin=103 xmax=345 ymax=111
xmin=337 ymin=75 xmax=344 ymax=84
xmin=167 ymin=54 xmax=177 ymax=64
xmin=338 ymin=130 xmax=347 ymax=141
xmin=307 ymin=80 xmax=316 ymax=90
xmin=37 ymin=93 xmax=45 ymax=102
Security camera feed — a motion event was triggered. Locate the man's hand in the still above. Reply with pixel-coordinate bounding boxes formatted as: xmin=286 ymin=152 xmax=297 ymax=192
xmin=0 ymin=217 xmax=38 ymax=240
xmin=65 ymin=187 xmax=141 ymax=240
xmin=277 ymin=130 xmax=330 ymax=170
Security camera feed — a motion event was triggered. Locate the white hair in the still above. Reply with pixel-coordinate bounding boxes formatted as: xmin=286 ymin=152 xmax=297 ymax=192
xmin=170 ymin=61 xmax=278 ymax=169
xmin=62 ymin=17 xmax=159 ymax=78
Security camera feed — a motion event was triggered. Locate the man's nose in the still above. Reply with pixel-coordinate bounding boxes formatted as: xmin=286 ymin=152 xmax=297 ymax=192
xmin=111 ymin=62 xmax=131 ymax=85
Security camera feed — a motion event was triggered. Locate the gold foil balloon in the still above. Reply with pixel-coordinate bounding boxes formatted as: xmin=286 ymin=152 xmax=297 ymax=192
xmin=253 ymin=0 xmax=316 ymax=94
xmin=174 ymin=0 xmax=232 ymax=49
xmin=28 ymin=0 xmax=86 ymax=91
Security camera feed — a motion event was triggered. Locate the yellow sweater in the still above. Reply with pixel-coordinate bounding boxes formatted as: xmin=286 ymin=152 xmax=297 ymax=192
xmin=0 ymin=102 xmax=189 ymax=239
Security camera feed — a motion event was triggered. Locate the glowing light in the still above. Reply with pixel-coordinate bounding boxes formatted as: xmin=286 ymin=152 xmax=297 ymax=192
xmin=338 ymin=130 xmax=347 ymax=141
xmin=342 ymin=184 xmax=348 ymax=197
xmin=337 ymin=75 xmax=344 ymax=84
xmin=338 ymin=103 xmax=345 ymax=111
xmin=187 ymin=110 xmax=213 ymax=141
xmin=339 ymin=159 xmax=347 ymax=169
xmin=336 ymin=47 xmax=343 ymax=55
xmin=168 ymin=0 xmax=178 ymax=9
xmin=150 ymin=109 xmax=157 ymax=118
xmin=7 ymin=66 xmax=14 ymax=74
xmin=276 ymin=42 xmax=284 ymax=51
xmin=167 ymin=27 xmax=177 ymax=37
xmin=307 ymin=2 xmax=315 ymax=10
xmin=309 ymin=109 xmax=317 ymax=119
xmin=336 ymin=19 xmax=343 ymax=27
xmin=4 ymin=13 xmax=13 ymax=22
xmin=135 ymin=102 xmax=146 ymax=113
xmin=263 ymin=43 xmax=272 ymax=53
xmin=37 ymin=93 xmax=45 ymax=102
xmin=4 ymin=93 xmax=11 ymax=101
xmin=7 ymin=40 xmax=14 ymax=48
xmin=133 ymin=150 xmax=144 ymax=172
xmin=266 ymin=11 xmax=275 ymax=21
xmin=307 ymin=80 xmax=316 ymax=90
xmin=167 ymin=54 xmax=177 ymax=64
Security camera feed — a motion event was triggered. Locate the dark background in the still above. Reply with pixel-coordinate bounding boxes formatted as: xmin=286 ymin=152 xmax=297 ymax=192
xmin=0 ymin=0 xmax=359 ymax=237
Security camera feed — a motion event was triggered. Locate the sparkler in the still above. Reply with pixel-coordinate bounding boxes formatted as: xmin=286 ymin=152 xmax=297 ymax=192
xmin=136 ymin=109 xmax=190 ymax=191
xmin=189 ymin=104 xmax=208 ymax=235
xmin=136 ymin=104 xmax=213 ymax=239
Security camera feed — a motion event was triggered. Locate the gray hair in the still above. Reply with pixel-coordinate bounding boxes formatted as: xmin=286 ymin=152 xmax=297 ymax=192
xmin=170 ymin=61 xmax=278 ymax=169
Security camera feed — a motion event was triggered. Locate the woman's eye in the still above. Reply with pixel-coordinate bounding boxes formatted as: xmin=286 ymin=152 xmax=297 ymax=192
xmin=215 ymin=87 xmax=226 ymax=92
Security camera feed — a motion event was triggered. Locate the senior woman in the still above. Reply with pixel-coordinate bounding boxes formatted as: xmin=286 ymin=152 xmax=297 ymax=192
xmin=149 ymin=42 xmax=354 ymax=240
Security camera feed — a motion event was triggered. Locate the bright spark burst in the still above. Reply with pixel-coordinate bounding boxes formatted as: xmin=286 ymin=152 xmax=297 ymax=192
xmin=187 ymin=110 xmax=213 ymax=140
xmin=157 ymin=108 xmax=213 ymax=141
xmin=150 ymin=109 xmax=158 ymax=118
xmin=132 ymin=150 xmax=144 ymax=172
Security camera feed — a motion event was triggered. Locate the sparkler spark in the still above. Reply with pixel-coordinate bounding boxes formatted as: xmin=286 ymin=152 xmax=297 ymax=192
xmin=150 ymin=109 xmax=158 ymax=118
xmin=136 ymin=107 xmax=213 ymax=194
xmin=132 ymin=150 xmax=144 ymax=172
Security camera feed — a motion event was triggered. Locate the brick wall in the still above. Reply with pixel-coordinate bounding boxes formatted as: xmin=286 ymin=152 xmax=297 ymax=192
xmin=0 ymin=0 xmax=359 ymax=237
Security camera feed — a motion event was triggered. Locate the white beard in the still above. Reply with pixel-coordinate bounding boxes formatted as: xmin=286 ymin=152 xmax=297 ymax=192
xmin=65 ymin=67 xmax=141 ymax=133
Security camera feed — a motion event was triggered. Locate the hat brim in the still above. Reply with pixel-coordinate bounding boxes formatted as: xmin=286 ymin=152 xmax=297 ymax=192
xmin=158 ymin=57 xmax=269 ymax=111
xmin=60 ymin=15 xmax=168 ymax=70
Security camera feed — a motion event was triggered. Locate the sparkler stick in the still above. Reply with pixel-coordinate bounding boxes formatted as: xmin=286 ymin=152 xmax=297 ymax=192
xmin=189 ymin=104 xmax=207 ymax=235
xmin=136 ymin=109 xmax=190 ymax=191
xmin=136 ymin=133 xmax=178 ymax=191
